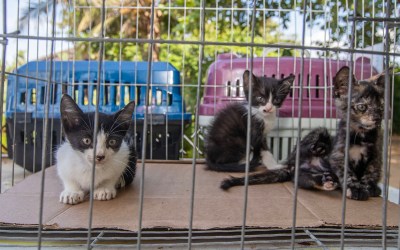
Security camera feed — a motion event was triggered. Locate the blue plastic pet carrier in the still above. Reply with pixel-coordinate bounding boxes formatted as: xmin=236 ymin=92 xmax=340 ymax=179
xmin=5 ymin=61 xmax=191 ymax=172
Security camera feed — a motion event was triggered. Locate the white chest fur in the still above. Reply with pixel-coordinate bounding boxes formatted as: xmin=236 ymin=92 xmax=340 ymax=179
xmin=349 ymin=145 xmax=367 ymax=165
xmin=56 ymin=130 xmax=131 ymax=194
xmin=310 ymin=157 xmax=322 ymax=167
xmin=251 ymin=107 xmax=277 ymax=135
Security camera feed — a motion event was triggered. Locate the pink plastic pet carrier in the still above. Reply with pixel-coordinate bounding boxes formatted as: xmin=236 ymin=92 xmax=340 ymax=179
xmin=199 ymin=54 xmax=377 ymax=161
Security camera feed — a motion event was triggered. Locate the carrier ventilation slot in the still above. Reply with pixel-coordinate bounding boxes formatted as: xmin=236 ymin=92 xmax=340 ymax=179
xmin=20 ymin=91 xmax=26 ymax=105
xmin=226 ymin=81 xmax=231 ymax=97
xmin=50 ymin=84 xmax=58 ymax=104
xmin=167 ymin=92 xmax=173 ymax=105
xmin=103 ymin=82 xmax=110 ymax=105
xmin=136 ymin=86 xmax=141 ymax=105
xmin=236 ymin=79 xmax=240 ymax=97
xmin=30 ymin=89 xmax=36 ymax=104
xmin=156 ymin=89 xmax=162 ymax=106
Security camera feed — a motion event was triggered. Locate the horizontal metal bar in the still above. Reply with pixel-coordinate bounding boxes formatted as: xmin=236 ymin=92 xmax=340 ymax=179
xmin=3 ymin=71 xmax=215 ymax=88
xmin=349 ymin=16 xmax=400 ymax=23
xmin=0 ymin=230 xmax=396 ymax=241
xmin=0 ymin=227 xmax=397 ymax=234
xmin=0 ymin=231 xmax=397 ymax=248
xmin=71 ymin=5 xmax=326 ymax=13
xmin=3 ymin=71 xmax=338 ymax=90
xmin=0 ymin=34 xmax=399 ymax=57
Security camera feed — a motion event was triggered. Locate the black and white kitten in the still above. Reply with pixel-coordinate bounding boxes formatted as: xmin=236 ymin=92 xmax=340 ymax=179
xmin=330 ymin=66 xmax=387 ymax=200
xmin=205 ymin=70 xmax=295 ymax=172
xmin=57 ymin=94 xmax=137 ymax=204
xmin=221 ymin=127 xmax=339 ymax=191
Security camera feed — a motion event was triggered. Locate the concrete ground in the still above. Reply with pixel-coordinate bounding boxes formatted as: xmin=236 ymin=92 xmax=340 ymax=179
xmin=0 ymin=157 xmax=31 ymax=193
xmin=1 ymin=136 xmax=400 ymax=195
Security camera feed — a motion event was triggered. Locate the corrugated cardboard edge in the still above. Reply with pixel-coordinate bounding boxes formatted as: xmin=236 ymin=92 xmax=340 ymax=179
xmin=0 ymin=163 xmax=398 ymax=231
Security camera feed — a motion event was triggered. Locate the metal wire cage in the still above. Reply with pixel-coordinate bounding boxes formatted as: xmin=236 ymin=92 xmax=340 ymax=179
xmin=0 ymin=0 xmax=399 ymax=249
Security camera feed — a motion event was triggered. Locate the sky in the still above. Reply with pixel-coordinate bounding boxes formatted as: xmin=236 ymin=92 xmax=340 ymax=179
xmin=1 ymin=0 xmax=73 ymax=67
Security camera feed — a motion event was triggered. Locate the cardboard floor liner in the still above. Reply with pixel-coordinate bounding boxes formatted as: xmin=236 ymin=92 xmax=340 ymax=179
xmin=0 ymin=163 xmax=398 ymax=231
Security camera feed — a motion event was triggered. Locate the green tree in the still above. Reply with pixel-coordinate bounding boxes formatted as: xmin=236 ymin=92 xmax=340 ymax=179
xmin=310 ymin=0 xmax=398 ymax=50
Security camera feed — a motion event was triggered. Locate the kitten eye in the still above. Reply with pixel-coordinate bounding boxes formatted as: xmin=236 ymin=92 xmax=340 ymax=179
xmin=108 ymin=139 xmax=117 ymax=146
xmin=357 ymin=104 xmax=367 ymax=112
xmin=82 ymin=137 xmax=91 ymax=145
xmin=256 ymin=96 xmax=265 ymax=103
xmin=274 ymin=97 xmax=281 ymax=103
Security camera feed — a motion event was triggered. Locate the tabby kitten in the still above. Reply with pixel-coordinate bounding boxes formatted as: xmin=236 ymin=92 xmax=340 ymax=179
xmin=57 ymin=94 xmax=137 ymax=204
xmin=330 ymin=66 xmax=387 ymax=200
xmin=205 ymin=70 xmax=295 ymax=172
xmin=221 ymin=127 xmax=338 ymax=191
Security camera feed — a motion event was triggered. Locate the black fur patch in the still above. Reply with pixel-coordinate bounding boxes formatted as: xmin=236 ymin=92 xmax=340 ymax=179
xmin=220 ymin=127 xmax=338 ymax=191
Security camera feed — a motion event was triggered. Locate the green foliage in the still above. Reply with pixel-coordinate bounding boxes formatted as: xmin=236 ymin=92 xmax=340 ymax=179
xmin=310 ymin=0 xmax=398 ymax=50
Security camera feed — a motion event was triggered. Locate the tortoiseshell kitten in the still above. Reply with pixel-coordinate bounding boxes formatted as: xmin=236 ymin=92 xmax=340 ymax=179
xmin=205 ymin=70 xmax=295 ymax=172
xmin=330 ymin=66 xmax=388 ymax=200
xmin=221 ymin=127 xmax=339 ymax=191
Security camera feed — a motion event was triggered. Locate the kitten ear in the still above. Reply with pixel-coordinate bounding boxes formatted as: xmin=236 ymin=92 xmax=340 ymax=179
xmin=279 ymin=74 xmax=295 ymax=94
xmin=243 ymin=70 xmax=258 ymax=91
xmin=113 ymin=100 xmax=135 ymax=130
xmin=376 ymin=75 xmax=386 ymax=89
xmin=333 ymin=66 xmax=357 ymax=98
xmin=374 ymin=66 xmax=393 ymax=89
xmin=60 ymin=94 xmax=84 ymax=129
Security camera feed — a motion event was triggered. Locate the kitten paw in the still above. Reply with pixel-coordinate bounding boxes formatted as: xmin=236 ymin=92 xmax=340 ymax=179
xmin=59 ymin=190 xmax=85 ymax=204
xmin=322 ymin=181 xmax=338 ymax=191
xmin=94 ymin=187 xmax=117 ymax=201
xmin=321 ymin=174 xmax=338 ymax=191
xmin=346 ymin=187 xmax=369 ymax=201
xmin=368 ymin=183 xmax=382 ymax=197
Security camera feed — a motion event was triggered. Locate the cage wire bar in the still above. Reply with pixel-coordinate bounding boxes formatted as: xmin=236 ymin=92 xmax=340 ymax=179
xmin=240 ymin=2 xmax=257 ymax=249
xmin=339 ymin=0 xmax=358 ymax=248
xmin=382 ymin=0 xmax=393 ymax=248
xmin=290 ymin=0 xmax=308 ymax=248
xmin=137 ymin=0 xmax=156 ymax=248
xmin=0 ymin=0 xmax=7 ymax=195
xmin=86 ymin=0 xmax=106 ymax=248
xmin=37 ymin=0 xmax=57 ymax=248
xmin=11 ymin=0 xmax=20 ymax=188
xmin=187 ymin=0 xmax=205 ymax=249
xmin=0 ymin=0 xmax=399 ymax=249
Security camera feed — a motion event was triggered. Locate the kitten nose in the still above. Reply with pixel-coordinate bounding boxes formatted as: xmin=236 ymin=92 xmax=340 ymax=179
xmin=96 ymin=155 xmax=105 ymax=161
xmin=373 ymin=117 xmax=381 ymax=123
xmin=263 ymin=103 xmax=273 ymax=113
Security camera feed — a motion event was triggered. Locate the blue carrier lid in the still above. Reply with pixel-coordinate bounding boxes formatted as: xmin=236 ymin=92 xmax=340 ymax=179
xmin=6 ymin=61 xmax=191 ymax=122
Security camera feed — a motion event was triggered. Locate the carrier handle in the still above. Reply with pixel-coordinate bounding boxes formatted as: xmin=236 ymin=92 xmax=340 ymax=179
xmin=262 ymin=43 xmax=311 ymax=57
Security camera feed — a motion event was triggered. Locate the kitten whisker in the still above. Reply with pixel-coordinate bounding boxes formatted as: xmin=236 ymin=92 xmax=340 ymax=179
xmin=109 ymin=130 xmax=131 ymax=136
xmin=109 ymin=119 xmax=132 ymax=135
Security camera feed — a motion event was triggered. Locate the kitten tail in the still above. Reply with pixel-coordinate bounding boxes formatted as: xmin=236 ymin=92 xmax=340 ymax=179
xmin=206 ymin=158 xmax=260 ymax=172
xmin=220 ymin=167 xmax=291 ymax=190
